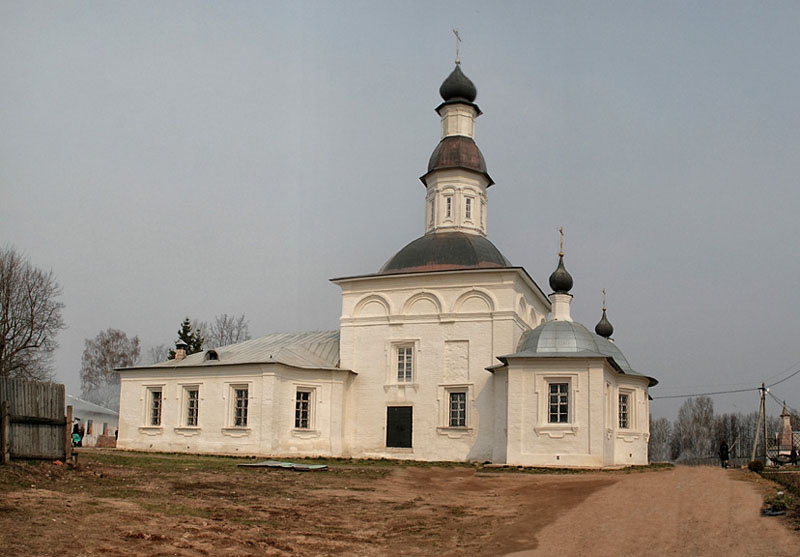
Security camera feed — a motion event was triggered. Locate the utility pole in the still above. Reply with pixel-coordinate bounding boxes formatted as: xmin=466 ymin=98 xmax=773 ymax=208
xmin=752 ymin=383 xmax=765 ymax=462
xmin=763 ymin=383 xmax=769 ymax=465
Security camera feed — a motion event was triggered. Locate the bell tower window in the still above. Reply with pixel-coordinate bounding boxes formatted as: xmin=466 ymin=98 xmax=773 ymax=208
xmin=465 ymin=198 xmax=472 ymax=220
xmin=445 ymin=197 xmax=452 ymax=218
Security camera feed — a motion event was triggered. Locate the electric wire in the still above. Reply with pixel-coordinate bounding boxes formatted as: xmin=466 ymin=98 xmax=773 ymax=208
xmin=766 ymin=367 xmax=800 ymax=388
xmin=651 ymin=387 xmax=757 ymax=400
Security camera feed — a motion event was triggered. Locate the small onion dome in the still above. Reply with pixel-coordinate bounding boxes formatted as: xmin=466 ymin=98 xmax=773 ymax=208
xmin=379 ymin=231 xmax=511 ymax=274
xmin=595 ymin=309 xmax=614 ymax=338
xmin=439 ymin=64 xmax=477 ymax=103
xmin=548 ymin=254 xmax=573 ymax=293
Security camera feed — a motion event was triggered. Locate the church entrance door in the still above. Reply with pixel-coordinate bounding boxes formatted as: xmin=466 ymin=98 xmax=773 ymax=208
xmin=386 ymin=406 xmax=412 ymax=448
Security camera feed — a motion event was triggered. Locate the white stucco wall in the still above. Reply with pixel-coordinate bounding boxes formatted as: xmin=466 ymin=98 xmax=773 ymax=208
xmin=117 ymin=363 xmax=351 ymax=457
xmin=336 ymin=268 xmax=550 ymax=462
xmin=501 ymin=357 xmax=650 ymax=467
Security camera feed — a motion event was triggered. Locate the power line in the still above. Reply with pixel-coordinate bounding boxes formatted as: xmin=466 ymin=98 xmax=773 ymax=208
xmin=766 ymin=368 xmax=800 ymax=388
xmin=651 ymin=387 xmax=757 ymax=400
xmin=652 ymin=365 xmax=800 ymax=402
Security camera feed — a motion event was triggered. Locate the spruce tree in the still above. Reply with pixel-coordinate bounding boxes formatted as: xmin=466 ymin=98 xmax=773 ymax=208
xmin=168 ymin=317 xmax=204 ymax=358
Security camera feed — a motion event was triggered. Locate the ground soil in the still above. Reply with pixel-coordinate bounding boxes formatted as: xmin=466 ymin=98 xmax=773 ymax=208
xmin=0 ymin=450 xmax=798 ymax=556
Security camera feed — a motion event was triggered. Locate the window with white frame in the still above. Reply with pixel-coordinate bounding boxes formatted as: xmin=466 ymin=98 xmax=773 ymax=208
xmin=548 ymin=382 xmax=569 ymax=423
xmin=396 ymin=345 xmax=414 ymax=382
xmin=295 ymin=389 xmax=312 ymax=429
xmin=185 ymin=386 xmax=199 ymax=427
xmin=465 ymin=197 xmax=472 ymax=220
xmin=429 ymin=199 xmax=435 ymax=226
xmin=232 ymin=386 xmax=248 ymax=427
xmin=618 ymin=392 xmax=631 ymax=429
xmin=147 ymin=387 xmax=162 ymax=426
xmin=445 ymin=196 xmax=452 ymax=218
xmin=449 ymin=391 xmax=467 ymax=427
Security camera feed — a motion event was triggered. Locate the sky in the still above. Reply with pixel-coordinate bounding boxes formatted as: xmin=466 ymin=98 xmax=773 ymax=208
xmin=2 ymin=1 xmax=799 ymax=421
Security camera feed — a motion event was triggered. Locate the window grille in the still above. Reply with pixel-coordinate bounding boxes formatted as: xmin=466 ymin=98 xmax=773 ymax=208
xmin=295 ymin=391 xmax=311 ymax=429
xmin=150 ymin=390 xmax=162 ymax=426
xmin=449 ymin=392 xmax=467 ymax=427
xmin=234 ymin=388 xmax=248 ymax=427
xmin=548 ymin=383 xmax=569 ymax=423
xmin=446 ymin=197 xmax=452 ymax=218
xmin=397 ymin=346 xmax=413 ymax=382
xmin=465 ymin=198 xmax=472 ymax=219
xmin=186 ymin=388 xmax=199 ymax=426
xmin=619 ymin=393 xmax=630 ymax=429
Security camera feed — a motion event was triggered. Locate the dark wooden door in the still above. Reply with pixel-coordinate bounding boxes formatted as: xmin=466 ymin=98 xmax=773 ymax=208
xmin=386 ymin=406 xmax=412 ymax=448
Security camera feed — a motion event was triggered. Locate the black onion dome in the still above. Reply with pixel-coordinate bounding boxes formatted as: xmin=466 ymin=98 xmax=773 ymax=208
xmin=439 ymin=64 xmax=477 ymax=103
xmin=548 ymin=255 xmax=573 ymax=293
xmin=595 ymin=309 xmax=614 ymax=338
xmin=380 ymin=232 xmax=511 ymax=274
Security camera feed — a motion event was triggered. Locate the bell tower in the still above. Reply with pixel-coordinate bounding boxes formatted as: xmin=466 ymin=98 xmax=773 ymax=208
xmin=420 ymin=63 xmax=494 ymax=237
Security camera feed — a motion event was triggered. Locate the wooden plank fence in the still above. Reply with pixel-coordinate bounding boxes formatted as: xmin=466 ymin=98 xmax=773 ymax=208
xmin=0 ymin=377 xmax=70 ymax=462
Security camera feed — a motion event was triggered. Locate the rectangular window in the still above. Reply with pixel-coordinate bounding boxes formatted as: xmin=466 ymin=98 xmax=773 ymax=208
xmin=233 ymin=387 xmax=248 ymax=427
xmin=446 ymin=197 xmax=452 ymax=218
xmin=149 ymin=388 xmax=162 ymax=426
xmin=429 ymin=200 xmax=435 ymax=226
xmin=619 ymin=393 xmax=630 ymax=429
xmin=102 ymin=423 xmax=108 ymax=436
xmin=465 ymin=198 xmax=472 ymax=219
xmin=295 ymin=390 xmax=311 ymax=429
xmin=449 ymin=391 xmax=467 ymax=427
xmin=186 ymin=387 xmax=199 ymax=426
xmin=548 ymin=383 xmax=569 ymax=423
xmin=87 ymin=419 xmax=93 ymax=435
xmin=397 ymin=345 xmax=413 ymax=382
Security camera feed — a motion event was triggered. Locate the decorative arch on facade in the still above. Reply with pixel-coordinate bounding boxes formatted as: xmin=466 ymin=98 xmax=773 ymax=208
xmin=402 ymin=291 xmax=444 ymax=316
xmin=353 ymin=293 xmax=392 ymax=318
xmin=453 ymin=288 xmax=496 ymax=313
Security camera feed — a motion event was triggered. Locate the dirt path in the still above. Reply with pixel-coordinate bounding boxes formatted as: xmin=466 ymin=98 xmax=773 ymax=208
xmin=507 ymin=466 xmax=799 ymax=556
xmin=0 ymin=453 xmax=798 ymax=556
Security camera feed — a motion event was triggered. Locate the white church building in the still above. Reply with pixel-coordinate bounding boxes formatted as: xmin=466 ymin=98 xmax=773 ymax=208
xmin=117 ymin=63 xmax=657 ymax=467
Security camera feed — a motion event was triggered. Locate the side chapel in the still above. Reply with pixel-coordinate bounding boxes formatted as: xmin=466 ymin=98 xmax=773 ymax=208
xmin=118 ymin=62 xmax=657 ymax=467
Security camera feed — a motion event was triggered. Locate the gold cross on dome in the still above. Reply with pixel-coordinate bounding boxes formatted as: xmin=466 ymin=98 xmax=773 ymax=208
xmin=558 ymin=226 xmax=564 ymax=256
xmin=453 ymin=28 xmax=461 ymax=65
xmin=602 ymin=288 xmax=606 ymax=311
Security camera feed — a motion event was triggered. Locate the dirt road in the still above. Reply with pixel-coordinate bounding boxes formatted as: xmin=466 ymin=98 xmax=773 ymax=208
xmin=507 ymin=466 xmax=800 ymax=556
xmin=0 ymin=452 xmax=797 ymax=556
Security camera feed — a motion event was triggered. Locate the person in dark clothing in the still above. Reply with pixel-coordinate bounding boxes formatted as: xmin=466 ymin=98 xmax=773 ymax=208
xmin=719 ymin=440 xmax=729 ymax=469
xmin=71 ymin=422 xmax=81 ymax=447
xmin=792 ymin=445 xmax=798 ymax=466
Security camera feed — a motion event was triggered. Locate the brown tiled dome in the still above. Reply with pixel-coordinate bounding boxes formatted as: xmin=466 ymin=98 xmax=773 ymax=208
xmin=420 ymin=136 xmax=494 ymax=186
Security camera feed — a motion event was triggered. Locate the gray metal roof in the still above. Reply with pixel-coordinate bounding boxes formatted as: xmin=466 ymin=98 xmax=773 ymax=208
xmin=499 ymin=320 xmax=658 ymax=387
xmin=120 ymin=330 xmax=344 ymax=372
xmin=65 ymin=394 xmax=119 ymax=416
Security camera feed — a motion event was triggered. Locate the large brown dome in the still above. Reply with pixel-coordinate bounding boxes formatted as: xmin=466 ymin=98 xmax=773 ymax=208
xmin=379 ymin=232 xmax=511 ymax=274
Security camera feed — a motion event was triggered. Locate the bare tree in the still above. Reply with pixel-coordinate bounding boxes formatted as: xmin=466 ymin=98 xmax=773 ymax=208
xmin=80 ymin=328 xmax=140 ymax=411
xmin=146 ymin=343 xmax=170 ymax=364
xmin=202 ymin=313 xmax=250 ymax=349
xmin=648 ymin=416 xmax=672 ymax=462
xmin=671 ymin=396 xmax=716 ymax=460
xmin=0 ymin=246 xmax=65 ymax=380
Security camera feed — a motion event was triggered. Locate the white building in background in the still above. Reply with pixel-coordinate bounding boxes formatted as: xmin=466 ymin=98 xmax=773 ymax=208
xmin=117 ymin=64 xmax=657 ymax=467
xmin=67 ymin=394 xmax=118 ymax=447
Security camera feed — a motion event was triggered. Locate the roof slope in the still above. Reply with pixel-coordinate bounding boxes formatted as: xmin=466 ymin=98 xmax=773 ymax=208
xmin=121 ymin=330 xmax=342 ymax=371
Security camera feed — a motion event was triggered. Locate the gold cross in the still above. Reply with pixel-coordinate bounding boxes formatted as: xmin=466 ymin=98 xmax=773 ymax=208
xmin=558 ymin=226 xmax=564 ymax=256
xmin=453 ymin=28 xmax=461 ymax=65
xmin=602 ymin=288 xmax=606 ymax=311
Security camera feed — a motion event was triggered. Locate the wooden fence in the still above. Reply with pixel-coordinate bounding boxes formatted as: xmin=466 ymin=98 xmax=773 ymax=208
xmin=0 ymin=377 xmax=70 ymax=462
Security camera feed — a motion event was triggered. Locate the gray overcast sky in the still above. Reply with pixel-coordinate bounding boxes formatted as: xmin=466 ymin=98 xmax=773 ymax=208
xmin=2 ymin=1 xmax=799 ymax=420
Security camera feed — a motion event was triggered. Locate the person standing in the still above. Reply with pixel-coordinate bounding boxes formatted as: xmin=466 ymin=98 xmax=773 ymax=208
xmin=719 ymin=440 xmax=729 ymax=469
xmin=791 ymin=445 xmax=798 ymax=466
